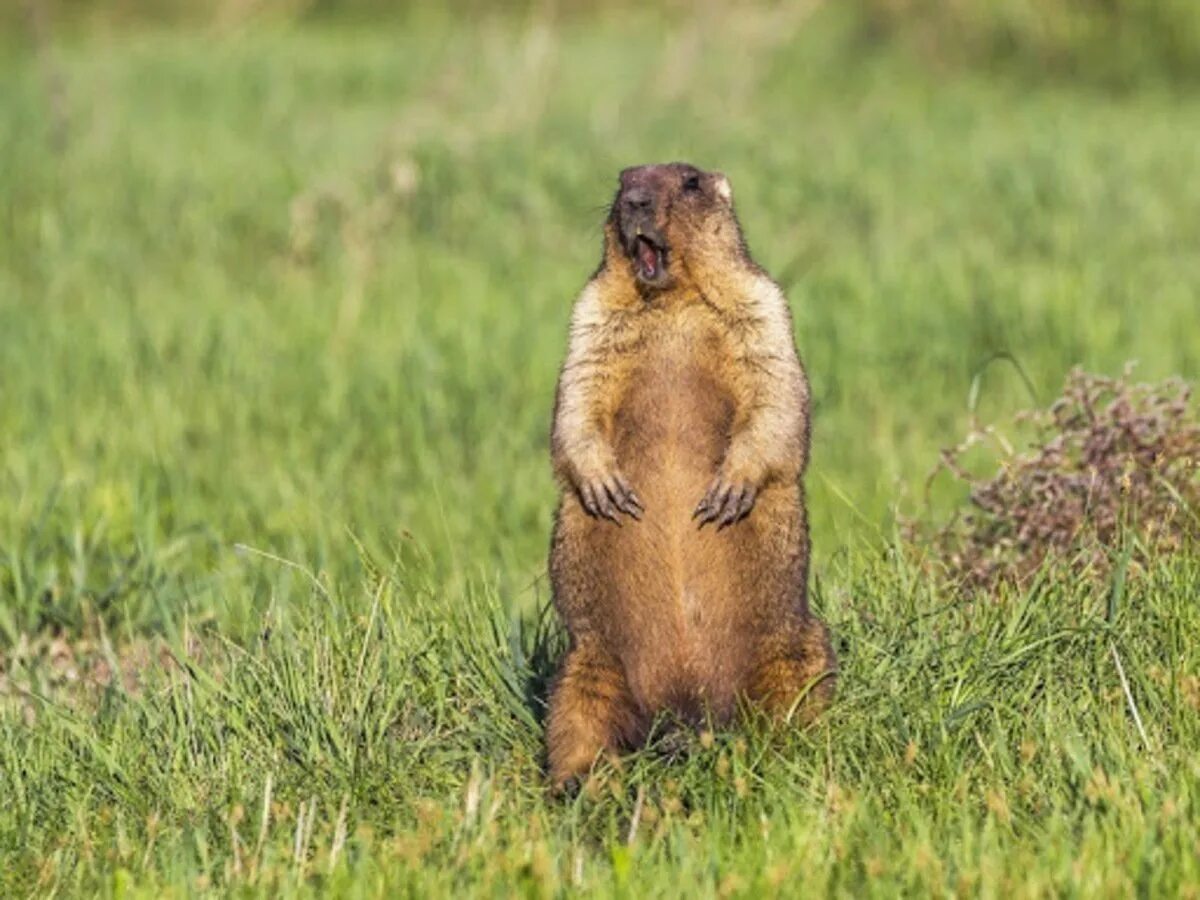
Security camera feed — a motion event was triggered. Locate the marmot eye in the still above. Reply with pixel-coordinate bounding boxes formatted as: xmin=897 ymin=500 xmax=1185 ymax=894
xmin=683 ymin=174 xmax=702 ymax=192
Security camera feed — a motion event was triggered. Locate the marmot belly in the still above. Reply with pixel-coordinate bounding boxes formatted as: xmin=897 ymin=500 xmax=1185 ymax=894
xmin=553 ymin=353 xmax=804 ymax=721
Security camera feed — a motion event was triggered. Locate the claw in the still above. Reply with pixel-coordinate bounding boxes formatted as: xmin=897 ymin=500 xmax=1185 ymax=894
xmin=579 ymin=470 xmax=642 ymax=522
xmin=596 ymin=487 xmax=619 ymax=522
xmin=714 ymin=486 xmax=732 ymax=520
xmin=696 ymin=482 xmax=727 ymax=526
xmin=697 ymin=475 xmax=758 ymax=528
xmin=617 ymin=492 xmax=642 ymax=519
xmin=613 ymin=475 xmax=644 ymax=518
xmin=717 ymin=487 xmax=742 ymax=526
xmin=694 ymin=481 xmax=719 ymax=519
xmin=736 ymin=485 xmax=757 ymax=519
xmin=603 ymin=480 xmax=636 ymax=520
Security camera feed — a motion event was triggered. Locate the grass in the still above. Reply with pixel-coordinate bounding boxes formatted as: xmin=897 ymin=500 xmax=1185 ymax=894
xmin=2 ymin=3 xmax=1199 ymax=896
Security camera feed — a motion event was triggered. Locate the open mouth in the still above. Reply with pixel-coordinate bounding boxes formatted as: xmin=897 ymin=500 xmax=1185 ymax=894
xmin=632 ymin=234 xmax=666 ymax=283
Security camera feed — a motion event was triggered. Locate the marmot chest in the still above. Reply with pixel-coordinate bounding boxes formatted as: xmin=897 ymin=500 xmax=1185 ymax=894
xmin=611 ymin=308 xmax=735 ymax=480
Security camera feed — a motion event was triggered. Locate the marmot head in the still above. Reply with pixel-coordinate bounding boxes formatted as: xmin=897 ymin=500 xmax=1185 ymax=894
xmin=606 ymin=162 xmax=743 ymax=292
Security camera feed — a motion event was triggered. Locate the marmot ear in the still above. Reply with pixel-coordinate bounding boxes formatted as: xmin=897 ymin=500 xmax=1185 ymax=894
xmin=713 ymin=173 xmax=732 ymax=204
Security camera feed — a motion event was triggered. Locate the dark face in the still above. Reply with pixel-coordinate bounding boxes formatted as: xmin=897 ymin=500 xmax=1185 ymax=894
xmin=610 ymin=162 xmax=733 ymax=289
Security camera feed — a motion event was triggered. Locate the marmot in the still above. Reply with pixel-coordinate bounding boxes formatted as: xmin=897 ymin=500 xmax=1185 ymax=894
xmin=546 ymin=162 xmax=836 ymax=788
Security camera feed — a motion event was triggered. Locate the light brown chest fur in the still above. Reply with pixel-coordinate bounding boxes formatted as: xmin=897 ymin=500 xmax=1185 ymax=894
xmin=613 ymin=304 xmax=735 ymax=499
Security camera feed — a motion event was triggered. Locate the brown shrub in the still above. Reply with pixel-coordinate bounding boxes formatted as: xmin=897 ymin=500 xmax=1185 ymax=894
xmin=906 ymin=365 xmax=1200 ymax=593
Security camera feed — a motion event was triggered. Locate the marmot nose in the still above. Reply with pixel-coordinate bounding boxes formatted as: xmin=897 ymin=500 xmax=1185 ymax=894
xmin=622 ymin=188 xmax=653 ymax=211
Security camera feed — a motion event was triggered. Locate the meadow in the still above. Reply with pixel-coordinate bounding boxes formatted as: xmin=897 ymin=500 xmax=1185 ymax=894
xmin=1 ymin=3 xmax=1199 ymax=895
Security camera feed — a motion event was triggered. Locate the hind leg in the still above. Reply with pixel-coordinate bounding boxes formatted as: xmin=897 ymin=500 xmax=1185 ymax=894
xmin=747 ymin=617 xmax=837 ymax=724
xmin=546 ymin=643 xmax=643 ymax=790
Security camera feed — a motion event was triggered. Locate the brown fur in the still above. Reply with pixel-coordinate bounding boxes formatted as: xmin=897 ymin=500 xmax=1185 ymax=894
xmin=546 ymin=163 xmax=836 ymax=788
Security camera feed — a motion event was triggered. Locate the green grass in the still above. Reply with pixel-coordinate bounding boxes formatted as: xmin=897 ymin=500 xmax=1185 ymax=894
xmin=2 ymin=4 xmax=1199 ymax=896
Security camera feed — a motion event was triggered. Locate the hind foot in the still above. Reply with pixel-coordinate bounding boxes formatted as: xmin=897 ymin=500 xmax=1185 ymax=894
xmin=545 ymin=644 xmax=643 ymax=790
xmin=747 ymin=619 xmax=837 ymax=725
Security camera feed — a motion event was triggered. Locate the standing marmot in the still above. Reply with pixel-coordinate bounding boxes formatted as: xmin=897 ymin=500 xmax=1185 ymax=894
xmin=546 ymin=162 xmax=836 ymax=788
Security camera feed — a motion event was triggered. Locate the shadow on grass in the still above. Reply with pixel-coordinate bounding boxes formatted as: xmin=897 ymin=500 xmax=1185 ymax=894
xmin=517 ymin=600 xmax=567 ymax=728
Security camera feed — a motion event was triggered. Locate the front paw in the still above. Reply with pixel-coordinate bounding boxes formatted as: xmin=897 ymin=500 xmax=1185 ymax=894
xmin=694 ymin=468 xmax=758 ymax=527
xmin=576 ymin=468 xmax=643 ymax=523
